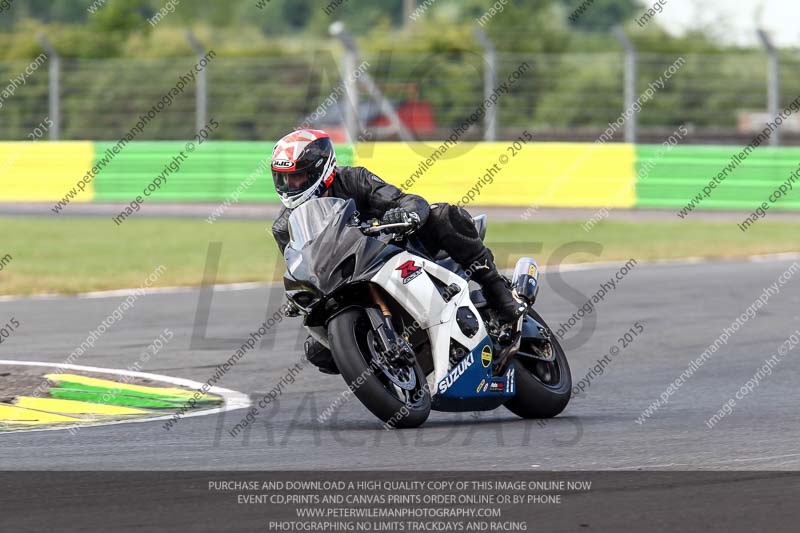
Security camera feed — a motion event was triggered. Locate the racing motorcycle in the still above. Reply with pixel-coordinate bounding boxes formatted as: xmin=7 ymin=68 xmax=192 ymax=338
xmin=283 ymin=197 xmax=571 ymax=428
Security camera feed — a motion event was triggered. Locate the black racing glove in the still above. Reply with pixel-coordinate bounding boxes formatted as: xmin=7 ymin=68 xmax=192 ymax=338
xmin=381 ymin=208 xmax=421 ymax=233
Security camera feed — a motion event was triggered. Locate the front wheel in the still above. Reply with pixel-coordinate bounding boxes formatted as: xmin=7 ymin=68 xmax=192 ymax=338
xmin=504 ymin=309 xmax=572 ymax=419
xmin=328 ymin=308 xmax=431 ymax=428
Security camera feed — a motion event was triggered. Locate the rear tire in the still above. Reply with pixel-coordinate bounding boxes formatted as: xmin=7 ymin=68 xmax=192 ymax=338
xmin=504 ymin=309 xmax=571 ymax=419
xmin=328 ymin=308 xmax=431 ymax=428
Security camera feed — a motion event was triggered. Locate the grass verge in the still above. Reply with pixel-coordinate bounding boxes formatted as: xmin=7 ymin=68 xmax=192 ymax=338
xmin=0 ymin=216 xmax=797 ymax=295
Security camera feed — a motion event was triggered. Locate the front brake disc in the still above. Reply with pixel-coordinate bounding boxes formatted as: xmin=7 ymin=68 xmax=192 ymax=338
xmin=366 ymin=331 xmax=417 ymax=390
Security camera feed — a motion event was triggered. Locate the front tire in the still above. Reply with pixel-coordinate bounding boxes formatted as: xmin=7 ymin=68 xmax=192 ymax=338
xmin=504 ymin=309 xmax=571 ymax=419
xmin=328 ymin=308 xmax=431 ymax=428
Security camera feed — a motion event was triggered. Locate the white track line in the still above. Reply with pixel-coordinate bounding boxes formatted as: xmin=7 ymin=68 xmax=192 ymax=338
xmin=0 ymin=281 xmax=274 ymax=302
xmin=0 ymin=252 xmax=798 ymax=303
xmin=0 ymin=360 xmax=251 ymax=434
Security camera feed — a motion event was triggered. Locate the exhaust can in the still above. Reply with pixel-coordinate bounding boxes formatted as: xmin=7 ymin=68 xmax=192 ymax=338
xmin=511 ymin=257 xmax=539 ymax=304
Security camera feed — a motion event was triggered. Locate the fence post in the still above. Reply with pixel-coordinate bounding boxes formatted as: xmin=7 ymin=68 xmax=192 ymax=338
xmin=613 ymin=27 xmax=636 ymax=143
xmin=757 ymin=29 xmax=780 ymax=146
xmin=37 ymin=34 xmax=60 ymax=141
xmin=403 ymin=0 xmax=416 ymax=29
xmin=342 ymin=44 xmax=360 ymax=141
xmin=330 ymin=22 xmax=413 ymax=142
xmin=474 ymin=27 xmax=497 ymax=142
xmin=186 ymin=31 xmax=208 ymax=134
xmin=329 ymin=23 xmax=360 ymax=141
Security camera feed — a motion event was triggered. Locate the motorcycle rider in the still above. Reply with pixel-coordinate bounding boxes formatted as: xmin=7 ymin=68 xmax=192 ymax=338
xmin=270 ymin=129 xmax=523 ymax=374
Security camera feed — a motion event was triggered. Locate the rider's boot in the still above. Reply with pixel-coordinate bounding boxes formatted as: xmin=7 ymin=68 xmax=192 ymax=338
xmin=470 ymin=254 xmax=526 ymax=375
xmin=305 ymin=336 xmax=339 ymax=375
xmin=472 ymin=268 xmax=525 ymax=335
xmin=482 ymin=276 xmax=525 ymax=328
xmin=470 ymin=252 xmax=525 ymax=329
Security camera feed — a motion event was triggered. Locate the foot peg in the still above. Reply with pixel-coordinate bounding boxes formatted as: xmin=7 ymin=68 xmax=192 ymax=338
xmin=493 ymin=330 xmax=522 ymax=376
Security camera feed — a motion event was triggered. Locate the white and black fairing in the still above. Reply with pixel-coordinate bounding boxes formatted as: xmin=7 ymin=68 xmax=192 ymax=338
xmin=283 ymin=198 xmax=402 ymax=320
xmin=283 ymin=197 xmax=554 ymax=411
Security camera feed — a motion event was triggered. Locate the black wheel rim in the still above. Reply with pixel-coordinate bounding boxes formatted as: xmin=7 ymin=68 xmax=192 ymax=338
xmin=366 ymin=330 xmax=417 ymax=391
xmin=353 ymin=315 xmax=428 ymax=409
xmin=516 ymin=315 xmax=566 ymax=390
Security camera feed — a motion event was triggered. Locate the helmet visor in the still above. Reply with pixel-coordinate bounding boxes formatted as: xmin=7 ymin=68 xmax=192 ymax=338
xmin=272 ymin=166 xmax=323 ymax=197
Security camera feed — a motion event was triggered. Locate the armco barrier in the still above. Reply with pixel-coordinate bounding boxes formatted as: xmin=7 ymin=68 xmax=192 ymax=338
xmin=3 ymin=141 xmax=800 ymax=211
xmin=636 ymin=145 xmax=800 ymax=211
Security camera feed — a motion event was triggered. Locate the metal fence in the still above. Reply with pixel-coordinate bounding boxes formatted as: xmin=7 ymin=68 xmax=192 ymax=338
xmin=1 ymin=45 xmax=799 ymax=145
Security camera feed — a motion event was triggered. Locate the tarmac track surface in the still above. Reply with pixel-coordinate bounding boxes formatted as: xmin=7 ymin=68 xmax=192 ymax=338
xmin=1 ymin=256 xmax=799 ymax=471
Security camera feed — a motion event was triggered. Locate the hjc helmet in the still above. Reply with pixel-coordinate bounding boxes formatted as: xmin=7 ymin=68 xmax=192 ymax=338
xmin=271 ymin=129 xmax=336 ymax=209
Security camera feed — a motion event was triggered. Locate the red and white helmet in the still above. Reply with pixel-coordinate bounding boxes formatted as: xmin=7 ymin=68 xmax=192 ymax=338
xmin=271 ymin=129 xmax=337 ymax=209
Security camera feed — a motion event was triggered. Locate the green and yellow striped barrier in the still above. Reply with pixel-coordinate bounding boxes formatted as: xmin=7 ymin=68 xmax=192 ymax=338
xmin=2 ymin=141 xmax=799 ymax=211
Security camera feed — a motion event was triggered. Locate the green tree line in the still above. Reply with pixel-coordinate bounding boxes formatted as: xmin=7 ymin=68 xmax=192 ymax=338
xmin=0 ymin=0 xmax=793 ymax=140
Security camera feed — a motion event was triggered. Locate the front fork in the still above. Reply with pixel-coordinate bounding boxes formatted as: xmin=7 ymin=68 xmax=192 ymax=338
xmin=367 ymin=284 xmax=414 ymax=365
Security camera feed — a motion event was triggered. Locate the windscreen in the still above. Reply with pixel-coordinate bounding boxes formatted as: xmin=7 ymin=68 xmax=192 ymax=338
xmin=287 ymin=197 xmax=348 ymax=249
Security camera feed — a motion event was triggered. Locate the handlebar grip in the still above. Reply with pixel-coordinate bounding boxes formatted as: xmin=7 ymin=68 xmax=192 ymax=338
xmin=362 ymin=222 xmax=413 ymax=235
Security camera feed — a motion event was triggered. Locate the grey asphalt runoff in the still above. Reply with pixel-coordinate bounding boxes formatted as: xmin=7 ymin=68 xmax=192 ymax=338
xmin=1 ymin=256 xmax=799 ymax=471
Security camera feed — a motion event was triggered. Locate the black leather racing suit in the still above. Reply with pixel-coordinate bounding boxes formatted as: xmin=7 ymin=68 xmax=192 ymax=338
xmin=271 ymin=166 xmax=514 ymax=373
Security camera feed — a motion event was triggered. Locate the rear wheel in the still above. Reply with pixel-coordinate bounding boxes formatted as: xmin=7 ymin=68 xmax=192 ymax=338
xmin=504 ymin=309 xmax=571 ymax=419
xmin=328 ymin=308 xmax=430 ymax=428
